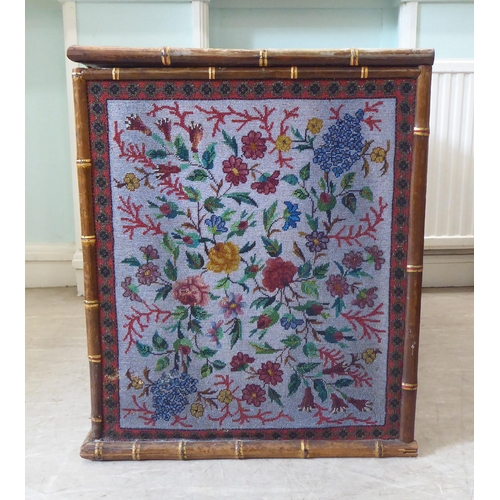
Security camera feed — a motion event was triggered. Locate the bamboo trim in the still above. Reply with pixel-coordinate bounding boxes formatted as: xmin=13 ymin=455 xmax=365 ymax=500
xmin=375 ymin=440 xmax=384 ymax=458
xmin=179 ymin=441 xmax=187 ymax=460
xmin=94 ymin=441 xmax=103 ymax=460
xmin=208 ymin=66 xmax=216 ymax=80
xmin=350 ymin=48 xmax=359 ymax=66
xmin=361 ymin=66 xmax=369 ymax=78
xmin=402 ymin=383 xmax=418 ymax=391
xmin=301 ymin=439 xmax=309 ymax=459
xmin=111 ymin=68 xmax=120 ymax=81
xmin=73 ymin=66 xmax=103 ymax=442
xmin=290 ymin=66 xmax=298 ymax=79
xmin=400 ymin=64 xmax=432 ymax=444
xmin=75 ymin=67 xmax=421 ymax=81
xmin=132 ymin=441 xmax=141 ymax=461
xmin=406 ymin=265 xmax=423 ymax=273
xmin=67 ymin=46 xmax=435 ymax=68
xmin=72 ymin=68 xmax=84 ymax=80
xmin=161 ymin=47 xmax=171 ymax=66
xmin=235 ymin=440 xmax=243 ymax=459
xmin=76 ymin=159 xmax=92 ymax=169
xmin=80 ymin=438 xmax=418 ymax=460
xmin=413 ymin=127 xmax=430 ymax=136
xmin=259 ymin=49 xmax=268 ymax=67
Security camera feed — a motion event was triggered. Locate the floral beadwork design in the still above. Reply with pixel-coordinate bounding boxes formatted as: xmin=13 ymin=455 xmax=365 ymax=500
xmin=90 ymin=80 xmax=414 ymax=440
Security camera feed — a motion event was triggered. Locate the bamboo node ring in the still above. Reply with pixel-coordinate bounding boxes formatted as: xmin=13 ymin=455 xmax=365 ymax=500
xmin=235 ymin=440 xmax=244 ymax=459
xmin=290 ymin=66 xmax=298 ymax=79
xmin=132 ymin=441 xmax=141 ymax=460
xmin=259 ymin=49 xmax=268 ymax=67
xmin=76 ymin=159 xmax=92 ymax=169
xmin=88 ymin=354 xmax=102 ymax=363
xmin=91 ymin=416 xmax=103 ymax=423
xmin=111 ymin=68 xmax=120 ymax=81
xmin=401 ymin=447 xmax=418 ymax=456
xmin=406 ymin=264 xmax=423 ymax=273
xmin=208 ymin=67 xmax=216 ymax=80
xmin=179 ymin=440 xmax=187 ymax=460
xmin=94 ymin=441 xmax=103 ymax=460
xmin=402 ymin=382 xmax=418 ymax=391
xmin=361 ymin=66 xmax=369 ymax=79
xmin=161 ymin=47 xmax=171 ymax=66
xmin=301 ymin=439 xmax=309 ymax=459
xmin=413 ymin=127 xmax=430 ymax=136
xmin=350 ymin=48 xmax=359 ymax=66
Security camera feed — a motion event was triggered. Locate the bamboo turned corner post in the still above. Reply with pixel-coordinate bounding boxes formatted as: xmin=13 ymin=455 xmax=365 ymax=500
xmin=72 ymin=69 xmax=103 ymax=442
xmin=400 ymin=64 xmax=432 ymax=444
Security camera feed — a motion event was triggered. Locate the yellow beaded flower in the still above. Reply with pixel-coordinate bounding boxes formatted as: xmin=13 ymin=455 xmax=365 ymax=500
xmin=370 ymin=147 xmax=387 ymax=163
xmin=275 ymin=134 xmax=292 ymax=152
xmin=362 ymin=348 xmax=378 ymax=364
xmin=217 ymin=389 xmax=233 ymax=404
xmin=190 ymin=402 xmax=204 ymax=418
xmin=124 ymin=173 xmax=140 ymax=191
xmin=207 ymin=242 xmax=241 ymax=274
xmin=307 ymin=118 xmax=323 ymax=135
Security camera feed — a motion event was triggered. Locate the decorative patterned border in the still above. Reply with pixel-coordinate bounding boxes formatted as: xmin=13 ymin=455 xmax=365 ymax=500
xmin=86 ymin=77 xmax=416 ymax=442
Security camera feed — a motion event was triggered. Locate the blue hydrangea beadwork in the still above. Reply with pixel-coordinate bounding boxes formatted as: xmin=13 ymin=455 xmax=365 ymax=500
xmin=313 ymin=109 xmax=365 ymax=177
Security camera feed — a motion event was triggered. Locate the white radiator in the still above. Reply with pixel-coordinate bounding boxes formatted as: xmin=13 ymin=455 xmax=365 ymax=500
xmin=425 ymin=60 xmax=474 ymax=250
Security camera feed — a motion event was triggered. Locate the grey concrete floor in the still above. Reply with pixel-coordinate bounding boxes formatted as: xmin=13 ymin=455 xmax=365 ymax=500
xmin=25 ymin=287 xmax=473 ymax=499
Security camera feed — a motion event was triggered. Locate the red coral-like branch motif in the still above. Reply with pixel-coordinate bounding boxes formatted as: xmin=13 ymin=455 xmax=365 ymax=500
xmin=170 ymin=415 xmax=193 ymax=428
xmin=158 ymin=175 xmax=189 ymax=200
xmin=206 ymin=375 xmax=293 ymax=427
xmin=113 ymin=122 xmax=156 ymax=169
xmin=313 ymin=404 xmax=339 ymax=425
xmin=334 ymin=412 xmax=377 ymax=425
xmin=348 ymin=368 xmax=374 ymax=388
xmin=147 ymin=102 xmax=193 ymax=133
xmin=313 ymin=406 xmax=376 ymax=426
xmin=329 ymin=105 xmax=345 ymax=120
xmin=117 ymin=196 xmax=163 ymax=240
xmin=341 ymin=302 xmax=385 ymax=342
xmin=122 ymin=303 xmax=172 ymax=354
xmin=328 ymin=197 xmax=388 ymax=247
xmin=318 ymin=347 xmax=343 ymax=368
xmin=362 ymin=101 xmax=383 ymax=132
xmin=194 ymin=104 xmax=276 ymax=140
xmin=122 ymin=395 xmax=156 ymax=426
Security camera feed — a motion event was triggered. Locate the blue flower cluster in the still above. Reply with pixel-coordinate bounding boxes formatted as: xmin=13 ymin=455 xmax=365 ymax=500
xmin=150 ymin=371 xmax=198 ymax=421
xmin=205 ymin=214 xmax=228 ymax=234
xmin=312 ymin=109 xmax=365 ymax=177
xmin=283 ymin=202 xmax=301 ymax=231
xmin=280 ymin=314 xmax=305 ymax=330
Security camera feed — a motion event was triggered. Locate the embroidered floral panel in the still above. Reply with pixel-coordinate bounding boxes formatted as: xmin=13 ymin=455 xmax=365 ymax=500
xmin=88 ymin=78 xmax=415 ymax=441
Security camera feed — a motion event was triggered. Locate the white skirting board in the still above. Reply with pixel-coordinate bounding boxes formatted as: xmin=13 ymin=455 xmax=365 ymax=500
xmin=25 ymin=244 xmax=473 ymax=292
xmin=422 ymin=252 xmax=474 ymax=288
xmin=25 ymin=244 xmax=78 ymax=290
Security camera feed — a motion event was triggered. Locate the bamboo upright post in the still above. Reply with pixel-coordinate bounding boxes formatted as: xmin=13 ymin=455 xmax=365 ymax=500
xmin=400 ymin=65 xmax=433 ymax=443
xmin=73 ymin=68 xmax=103 ymax=441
